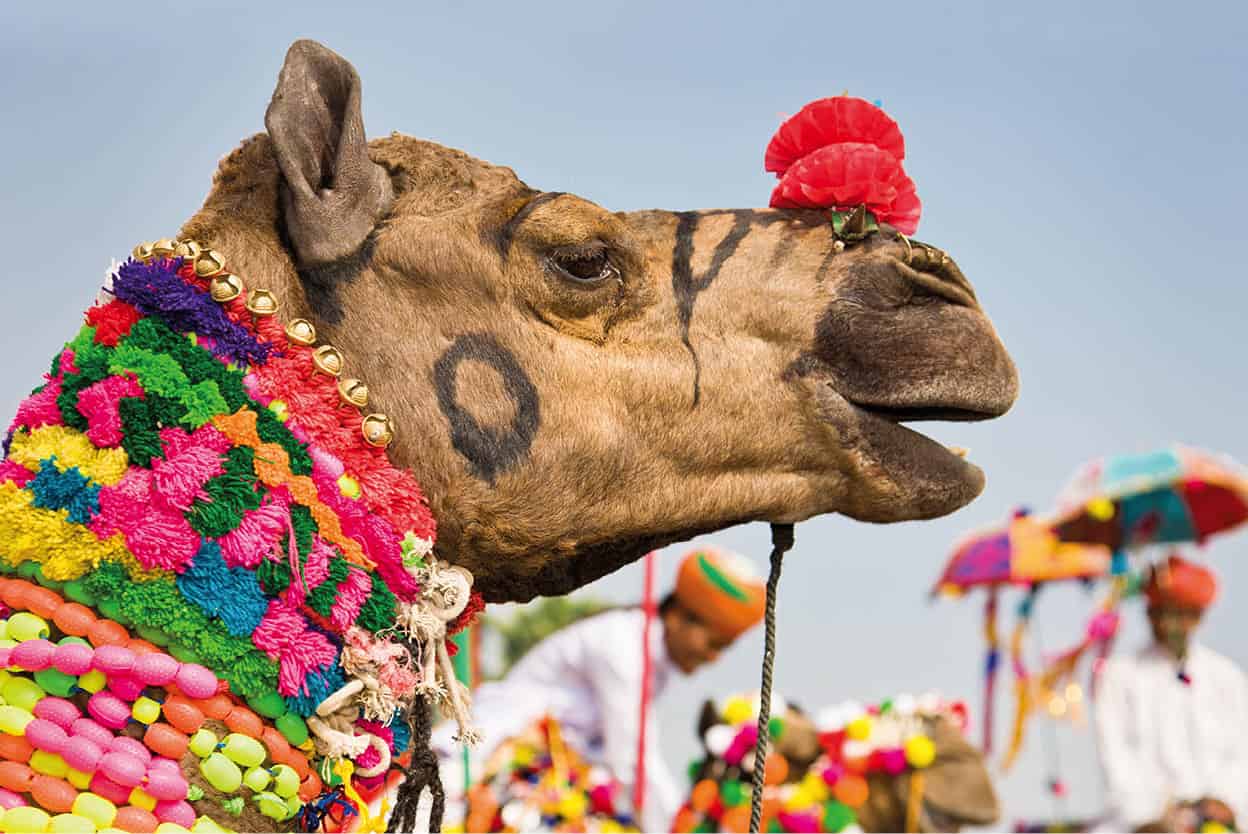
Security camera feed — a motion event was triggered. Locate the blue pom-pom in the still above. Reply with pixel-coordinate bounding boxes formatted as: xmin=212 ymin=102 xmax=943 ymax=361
xmin=28 ymin=457 xmax=100 ymax=525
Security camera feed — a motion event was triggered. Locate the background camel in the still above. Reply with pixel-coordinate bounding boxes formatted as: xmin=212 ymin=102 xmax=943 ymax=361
xmin=179 ymin=39 xmax=1018 ymax=602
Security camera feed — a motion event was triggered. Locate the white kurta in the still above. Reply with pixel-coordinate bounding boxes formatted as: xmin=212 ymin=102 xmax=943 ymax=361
xmin=1094 ymin=642 xmax=1248 ymax=829
xmin=432 ymin=607 xmax=679 ymax=832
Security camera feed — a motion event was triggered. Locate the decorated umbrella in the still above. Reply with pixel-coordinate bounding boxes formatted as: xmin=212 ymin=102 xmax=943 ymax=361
xmin=1050 ymin=445 xmax=1248 ymax=570
xmin=933 ymin=512 xmax=1112 ymax=756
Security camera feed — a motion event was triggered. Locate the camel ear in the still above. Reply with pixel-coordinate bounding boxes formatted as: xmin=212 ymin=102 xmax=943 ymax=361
xmin=264 ymin=39 xmax=393 ymax=268
xmin=918 ymin=717 xmax=1001 ymax=827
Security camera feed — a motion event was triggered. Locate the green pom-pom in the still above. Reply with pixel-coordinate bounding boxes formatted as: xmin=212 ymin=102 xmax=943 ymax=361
xmin=720 ymin=778 xmax=746 ymax=807
xmin=823 ymin=800 xmax=856 ymax=832
xmin=768 ymin=715 xmax=785 ymax=741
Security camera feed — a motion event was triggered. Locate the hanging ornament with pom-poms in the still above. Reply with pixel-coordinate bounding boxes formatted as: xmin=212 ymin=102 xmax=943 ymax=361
xmin=765 ymin=95 xmax=921 ymax=235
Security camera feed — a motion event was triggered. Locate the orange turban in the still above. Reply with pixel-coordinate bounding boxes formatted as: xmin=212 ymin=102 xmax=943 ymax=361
xmin=674 ymin=546 xmax=766 ymax=641
xmin=1145 ymin=554 xmax=1218 ymax=610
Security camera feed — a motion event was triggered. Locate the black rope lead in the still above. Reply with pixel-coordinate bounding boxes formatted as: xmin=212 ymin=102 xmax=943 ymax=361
xmin=387 ymin=692 xmax=446 ymax=833
xmin=749 ymin=522 xmax=795 ymax=833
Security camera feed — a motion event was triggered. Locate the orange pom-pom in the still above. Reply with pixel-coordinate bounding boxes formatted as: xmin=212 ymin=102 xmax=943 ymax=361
xmin=722 ymin=805 xmax=752 ymax=833
xmin=0 ymin=733 xmax=34 ymax=763
xmin=223 ymin=707 xmax=263 ymax=738
xmin=52 ymin=603 xmax=97 ymax=637
xmin=764 ymin=752 xmax=789 ymax=785
xmin=143 ymin=723 xmax=189 ymax=760
xmin=87 ymin=619 xmax=129 ymax=648
xmin=160 ymin=697 xmax=204 ymax=735
xmin=30 ymin=773 xmax=77 ymax=812
xmin=0 ymin=761 xmax=35 ymax=792
xmin=671 ymin=806 xmax=699 ymax=833
xmin=690 ymin=779 xmax=718 ymax=813
xmin=114 ymin=804 xmax=159 ymax=833
xmin=833 ymin=773 xmax=869 ymax=808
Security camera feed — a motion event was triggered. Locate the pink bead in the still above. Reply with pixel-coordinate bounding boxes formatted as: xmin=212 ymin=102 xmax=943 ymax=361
xmin=11 ymin=639 xmax=56 ymax=671
xmin=89 ymin=773 xmax=133 ymax=805
xmin=172 ymin=664 xmax=217 ymax=700
xmin=0 ymin=648 xmax=13 ymax=667
xmin=132 ymin=654 xmax=178 ymax=687
xmin=51 ymin=642 xmax=94 ymax=676
xmin=108 ymin=736 xmax=150 ymax=763
xmin=0 ymin=788 xmax=25 ymax=810
xmin=33 ymin=698 xmax=81 ymax=730
xmin=144 ymin=768 xmax=188 ymax=802
xmin=70 ymin=718 xmax=115 ymax=748
xmin=62 ymin=737 xmax=103 ymax=773
xmin=100 ymin=751 xmax=146 ymax=787
xmin=146 ymin=758 xmax=181 ymax=776
xmin=92 ymin=644 xmax=136 ymax=676
xmin=153 ymin=799 xmax=195 ymax=826
xmin=22 ymin=719 xmax=68 ymax=754
xmin=106 ymin=674 xmax=144 ymax=702
xmin=87 ymin=691 xmax=131 ymax=730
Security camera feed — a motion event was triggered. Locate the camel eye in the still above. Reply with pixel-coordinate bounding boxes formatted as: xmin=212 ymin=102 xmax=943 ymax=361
xmin=549 ymin=247 xmax=618 ymax=284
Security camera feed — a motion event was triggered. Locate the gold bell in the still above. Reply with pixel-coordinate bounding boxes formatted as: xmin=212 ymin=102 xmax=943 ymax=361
xmin=245 ymin=289 xmax=279 ymax=317
xmin=173 ymin=240 xmax=202 ymax=261
xmin=209 ymin=274 xmax=244 ymax=303
xmin=312 ymin=345 xmax=344 ymax=377
xmin=194 ymin=250 xmax=227 ymax=278
xmin=338 ymin=378 xmax=369 ymax=409
xmin=284 ymin=318 xmax=317 ymax=346
xmin=152 ymin=238 xmax=176 ymax=259
xmin=132 ymin=242 xmax=155 ymax=262
xmin=361 ymin=413 xmax=394 ymax=448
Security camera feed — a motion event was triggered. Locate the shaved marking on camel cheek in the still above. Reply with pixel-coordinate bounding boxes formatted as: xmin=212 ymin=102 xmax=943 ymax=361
xmin=671 ymin=210 xmax=753 ymax=406
xmin=433 ymin=333 xmax=541 ymax=485
xmin=293 ymin=229 xmax=379 ymax=325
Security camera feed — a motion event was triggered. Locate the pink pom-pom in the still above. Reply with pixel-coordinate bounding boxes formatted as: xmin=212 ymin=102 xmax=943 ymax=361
xmin=23 ymin=718 xmax=69 ymax=754
xmin=89 ymin=773 xmax=132 ymax=805
xmin=108 ymin=735 xmax=151 ymax=763
xmin=106 ymin=674 xmax=144 ymax=702
xmin=51 ymin=642 xmax=94 ymax=676
xmin=100 ymin=751 xmax=146 ymax=787
xmin=145 ymin=769 xmax=189 ymax=802
xmin=0 ymin=787 xmax=26 ymax=810
xmin=71 ymin=718 xmax=115 ymax=748
xmin=880 ymin=747 xmax=908 ymax=775
xmin=12 ymin=640 xmax=56 ymax=671
xmin=173 ymin=664 xmax=217 ymax=700
xmin=153 ymin=799 xmax=195 ymax=826
xmin=62 ymin=737 xmax=103 ymax=773
xmin=87 ymin=691 xmax=131 ymax=730
xmin=132 ymin=653 xmax=178 ymax=687
xmin=92 ymin=644 xmax=136 ymax=676
xmin=33 ymin=698 xmax=81 ymax=730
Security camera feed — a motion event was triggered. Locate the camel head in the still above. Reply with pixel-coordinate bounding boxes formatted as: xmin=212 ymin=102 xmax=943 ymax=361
xmin=181 ymin=40 xmax=1018 ymax=602
xmin=692 ymin=700 xmax=1000 ymax=832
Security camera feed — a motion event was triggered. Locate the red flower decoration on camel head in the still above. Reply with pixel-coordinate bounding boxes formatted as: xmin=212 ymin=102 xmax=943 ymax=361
xmin=765 ymin=96 xmax=921 ymax=235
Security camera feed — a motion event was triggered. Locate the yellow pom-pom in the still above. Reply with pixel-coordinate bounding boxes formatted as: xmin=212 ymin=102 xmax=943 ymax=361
xmin=268 ymin=400 xmax=289 ymax=422
xmin=1086 ymin=497 xmax=1115 ymax=522
xmin=722 ymin=696 xmax=754 ymax=726
xmin=131 ymin=697 xmax=161 ymax=726
xmin=557 ymin=792 xmax=588 ymax=820
xmin=845 ymin=716 xmax=873 ymax=741
xmin=337 ymin=474 xmax=361 ymax=499
xmin=513 ymin=744 xmax=534 ymax=767
xmin=801 ymin=770 xmax=829 ymax=802
xmin=904 ymin=734 xmax=936 ymax=769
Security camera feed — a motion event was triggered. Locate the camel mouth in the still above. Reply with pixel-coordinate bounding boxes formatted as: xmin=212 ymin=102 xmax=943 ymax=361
xmin=847 ymin=402 xmax=1002 ymax=424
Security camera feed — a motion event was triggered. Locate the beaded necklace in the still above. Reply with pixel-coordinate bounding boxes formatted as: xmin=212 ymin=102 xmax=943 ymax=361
xmin=0 ymin=240 xmax=482 ymax=832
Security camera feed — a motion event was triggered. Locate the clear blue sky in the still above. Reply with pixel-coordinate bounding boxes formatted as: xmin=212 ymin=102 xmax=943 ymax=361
xmin=2 ymin=0 xmax=1245 ymax=824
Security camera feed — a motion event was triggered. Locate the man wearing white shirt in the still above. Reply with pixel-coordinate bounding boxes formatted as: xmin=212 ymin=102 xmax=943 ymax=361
xmin=434 ymin=546 xmax=767 ymax=831
xmin=1095 ymin=554 xmax=1248 ymax=832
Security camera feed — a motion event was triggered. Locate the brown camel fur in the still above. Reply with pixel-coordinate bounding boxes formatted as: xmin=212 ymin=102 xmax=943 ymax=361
xmin=178 ymin=40 xmax=1018 ymax=602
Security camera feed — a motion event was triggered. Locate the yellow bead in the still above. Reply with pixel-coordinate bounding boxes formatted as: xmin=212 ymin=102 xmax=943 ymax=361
xmin=66 ymin=768 xmax=93 ymax=790
xmin=7 ymin=612 xmax=50 ymax=642
xmin=0 ymin=705 xmax=33 ymax=736
xmin=188 ymin=728 xmax=218 ymax=758
xmin=1 ymin=805 xmax=52 ymax=832
xmin=845 ymin=716 xmax=873 ymax=741
xmin=77 ymin=670 xmax=106 ymax=694
xmin=190 ymin=817 xmax=227 ymax=833
xmin=31 ymin=750 xmax=68 ymax=777
xmin=132 ymin=697 xmax=161 ymax=725
xmin=337 ymin=474 xmax=361 ymax=499
xmin=2 ymin=677 xmax=46 ymax=712
xmin=128 ymin=789 xmax=156 ymax=812
xmin=221 ymin=733 xmax=265 ymax=768
xmin=72 ymin=794 xmax=116 ymax=829
xmin=49 ymin=814 xmax=96 ymax=833
xmin=154 ymin=825 xmax=192 ymax=834
xmin=268 ymin=400 xmax=289 ymax=422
